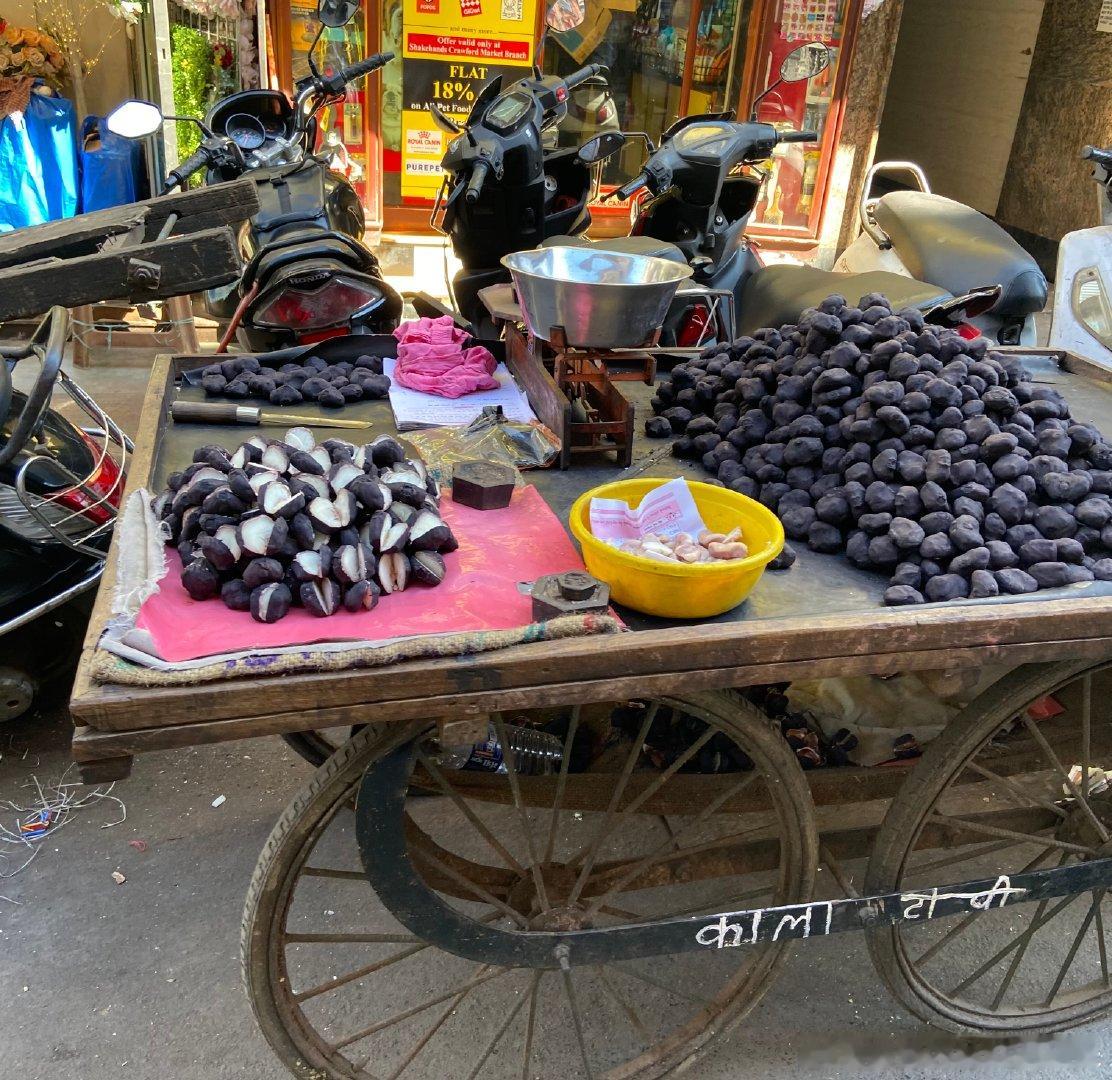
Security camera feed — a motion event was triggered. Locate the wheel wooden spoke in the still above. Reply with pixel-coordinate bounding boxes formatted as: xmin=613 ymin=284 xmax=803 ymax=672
xmin=568 ymin=723 xmax=724 ymax=900
xmin=295 ymin=943 xmax=430 ymax=1003
xmin=564 ymin=704 xmax=659 ymax=905
xmin=559 ymin=961 xmax=594 ymax=1079
xmin=604 ymin=726 xmax=718 ymax=822
xmin=1022 ymin=715 xmax=1109 ymax=847
xmin=520 ymin=970 xmax=541 ymax=1080
xmin=415 ymin=744 xmax=527 ymax=875
xmin=659 ymin=815 xmax=683 ymax=852
xmin=916 ymin=910 xmax=980 ymax=968
xmin=386 ymin=968 xmax=490 ymax=1080
xmin=1096 ymin=891 xmax=1111 ymax=989
xmin=820 ymin=843 xmax=858 ymax=899
xmin=543 ymin=705 xmax=581 ymax=865
xmin=906 ymin=839 xmax=1029 ymax=882
xmin=582 ymin=771 xmax=760 ymax=919
xmin=596 ymin=964 xmax=650 ymax=1040
xmin=926 ymin=813 xmax=1092 ymax=856
xmin=493 ymin=712 xmax=551 ymax=912
xmin=990 ymin=854 xmax=1070 ymax=1011
xmin=949 ymin=891 xmax=1082 ymax=998
xmin=412 ymin=844 xmax=528 ymax=927
xmin=914 ymin=846 xmax=1056 ymax=969
xmin=963 ymin=760 xmax=1069 ymax=822
xmin=1082 ymin=673 xmax=1093 ymax=813
xmin=284 ymin=932 xmax=421 ymax=945
xmin=465 ymin=973 xmax=533 ymax=1080
xmin=338 ymin=966 xmax=508 ymax=1055
xmin=612 ymin=962 xmax=715 ymax=1005
xmin=1041 ymin=890 xmax=1103 ymax=1008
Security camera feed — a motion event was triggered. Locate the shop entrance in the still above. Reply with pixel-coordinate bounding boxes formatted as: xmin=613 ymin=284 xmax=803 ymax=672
xmin=270 ymin=0 xmax=865 ymax=244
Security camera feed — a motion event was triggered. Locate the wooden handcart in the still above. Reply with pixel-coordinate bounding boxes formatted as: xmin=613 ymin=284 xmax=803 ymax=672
xmin=67 ymin=346 xmax=1112 ymax=1079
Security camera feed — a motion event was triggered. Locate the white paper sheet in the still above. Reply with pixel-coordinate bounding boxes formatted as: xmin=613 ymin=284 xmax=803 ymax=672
xmin=589 ymin=477 xmax=708 ymax=542
xmin=384 ymin=358 xmax=537 ymax=430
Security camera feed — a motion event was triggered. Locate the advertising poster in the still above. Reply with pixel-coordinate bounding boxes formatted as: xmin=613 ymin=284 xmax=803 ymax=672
xmin=400 ymin=0 xmax=539 ymax=198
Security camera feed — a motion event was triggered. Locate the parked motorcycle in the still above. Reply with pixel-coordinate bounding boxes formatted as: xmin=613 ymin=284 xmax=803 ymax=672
xmin=1048 ymin=145 xmax=1112 ymax=368
xmin=105 ymin=0 xmax=402 ymax=352
xmin=423 ymin=37 xmax=833 ymax=344
xmin=832 ymin=161 xmax=1048 ymax=345
xmin=0 ymin=307 xmax=129 ymax=721
xmin=423 ymin=58 xmax=617 ymax=331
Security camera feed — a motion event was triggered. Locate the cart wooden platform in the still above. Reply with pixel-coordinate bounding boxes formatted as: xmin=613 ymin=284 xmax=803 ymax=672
xmin=68 ymin=345 xmax=1112 ymax=1078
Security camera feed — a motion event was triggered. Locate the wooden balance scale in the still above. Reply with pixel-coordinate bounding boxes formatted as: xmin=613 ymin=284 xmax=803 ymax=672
xmin=478 ymin=283 xmax=657 ymax=469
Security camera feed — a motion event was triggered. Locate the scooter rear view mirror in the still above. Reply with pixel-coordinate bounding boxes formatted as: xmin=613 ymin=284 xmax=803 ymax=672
xmin=317 ymin=0 xmax=358 ymax=28
xmin=429 ymin=103 xmax=462 ymax=135
xmin=779 ymin=41 xmax=831 ymax=83
xmin=577 ymin=131 xmax=626 ymax=164
xmin=105 ymin=99 xmax=164 ymax=139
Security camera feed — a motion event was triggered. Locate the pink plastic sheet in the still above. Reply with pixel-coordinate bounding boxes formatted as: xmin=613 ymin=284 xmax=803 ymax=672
xmin=136 ymin=486 xmax=584 ymax=663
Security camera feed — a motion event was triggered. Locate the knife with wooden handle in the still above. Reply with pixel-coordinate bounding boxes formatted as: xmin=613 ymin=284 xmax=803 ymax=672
xmin=170 ymin=400 xmax=374 ymax=429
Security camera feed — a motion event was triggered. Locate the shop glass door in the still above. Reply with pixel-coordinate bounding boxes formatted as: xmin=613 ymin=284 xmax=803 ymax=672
xmin=381 ymin=0 xmax=540 ymax=214
xmin=542 ymin=0 xmax=755 ymax=189
xmin=748 ymin=0 xmax=849 ymax=234
xmin=288 ymin=0 xmax=371 ymax=203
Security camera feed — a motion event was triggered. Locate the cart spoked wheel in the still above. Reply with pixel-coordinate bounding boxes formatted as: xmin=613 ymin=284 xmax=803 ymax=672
xmin=866 ymin=659 xmax=1112 ymax=1038
xmin=243 ymin=691 xmax=817 ymax=1079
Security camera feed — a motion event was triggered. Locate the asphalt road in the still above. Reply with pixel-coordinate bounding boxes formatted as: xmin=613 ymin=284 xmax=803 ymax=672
xmin=2 ymin=701 xmax=1112 ymax=1080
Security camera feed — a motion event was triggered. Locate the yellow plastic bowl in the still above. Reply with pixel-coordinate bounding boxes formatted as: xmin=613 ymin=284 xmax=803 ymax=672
xmin=569 ymin=478 xmax=785 ymax=619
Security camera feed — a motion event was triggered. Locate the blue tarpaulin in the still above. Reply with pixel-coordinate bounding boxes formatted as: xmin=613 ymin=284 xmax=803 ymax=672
xmin=0 ymin=88 xmax=79 ymax=233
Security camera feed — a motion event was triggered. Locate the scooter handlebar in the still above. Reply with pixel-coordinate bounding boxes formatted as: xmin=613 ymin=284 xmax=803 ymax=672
xmin=564 ymin=63 xmax=606 ymax=90
xmin=779 ymin=129 xmax=820 ymax=144
xmin=464 ymin=159 xmax=490 ymax=204
xmin=338 ymin=52 xmax=394 ymax=85
xmin=163 ymin=145 xmax=211 ymax=192
xmin=611 ymin=171 xmax=648 ymax=201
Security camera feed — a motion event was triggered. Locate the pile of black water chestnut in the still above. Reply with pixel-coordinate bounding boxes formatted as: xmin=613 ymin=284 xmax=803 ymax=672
xmin=199 ymin=353 xmax=390 ymax=408
xmin=645 ymin=292 xmax=1112 ymax=605
xmin=151 ymin=428 xmax=455 ymax=623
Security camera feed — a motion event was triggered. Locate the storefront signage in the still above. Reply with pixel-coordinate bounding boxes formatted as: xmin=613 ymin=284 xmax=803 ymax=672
xmin=400 ymin=0 xmax=538 ymax=198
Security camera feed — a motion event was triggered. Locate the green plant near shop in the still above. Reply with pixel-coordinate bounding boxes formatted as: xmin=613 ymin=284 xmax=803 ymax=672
xmin=170 ymin=23 xmax=212 ymax=166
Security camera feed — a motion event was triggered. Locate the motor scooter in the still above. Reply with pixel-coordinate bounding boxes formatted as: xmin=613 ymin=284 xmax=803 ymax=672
xmin=415 ymin=1 xmax=623 ymax=334
xmin=832 ymin=161 xmax=1048 ymax=345
xmin=105 ymin=0 xmax=402 ymax=352
xmin=1048 ymin=145 xmax=1112 ymax=368
xmin=0 ymin=308 xmax=129 ymax=721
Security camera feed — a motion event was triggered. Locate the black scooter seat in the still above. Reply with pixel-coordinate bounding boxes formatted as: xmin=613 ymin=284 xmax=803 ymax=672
xmin=541 ymin=234 xmax=688 ymax=266
xmin=872 ymin=191 xmax=1047 ymax=318
xmin=740 ymin=265 xmax=951 ymax=335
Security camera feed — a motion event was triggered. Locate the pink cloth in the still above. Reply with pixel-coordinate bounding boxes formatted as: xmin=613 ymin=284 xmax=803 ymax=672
xmin=392 ymin=316 xmax=499 ymax=398
xmin=136 ymin=487 xmax=585 ymax=663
